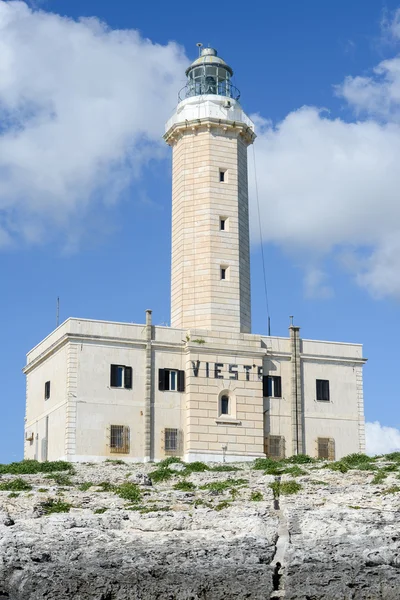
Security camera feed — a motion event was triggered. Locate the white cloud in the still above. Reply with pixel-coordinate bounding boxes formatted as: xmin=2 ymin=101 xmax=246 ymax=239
xmin=0 ymin=1 xmax=187 ymax=246
xmin=250 ymin=29 xmax=400 ymax=298
xmin=365 ymin=421 xmax=400 ymax=455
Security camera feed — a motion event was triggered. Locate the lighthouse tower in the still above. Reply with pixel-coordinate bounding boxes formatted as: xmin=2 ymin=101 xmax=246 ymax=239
xmin=164 ymin=47 xmax=256 ymax=334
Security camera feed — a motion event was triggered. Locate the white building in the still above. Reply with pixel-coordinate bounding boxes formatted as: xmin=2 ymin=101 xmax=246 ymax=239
xmin=24 ymin=47 xmax=366 ymax=463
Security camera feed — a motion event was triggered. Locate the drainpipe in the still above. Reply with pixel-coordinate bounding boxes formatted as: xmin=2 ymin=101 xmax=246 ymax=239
xmin=289 ymin=321 xmax=303 ymax=455
xmin=144 ymin=309 xmax=153 ymax=462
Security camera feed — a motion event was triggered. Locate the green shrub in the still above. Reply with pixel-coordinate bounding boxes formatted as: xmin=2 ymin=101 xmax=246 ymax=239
xmin=282 ymin=466 xmax=306 ymax=477
xmin=280 ymin=481 xmax=302 ymax=495
xmin=309 ymin=480 xmax=328 ymax=486
xmin=105 ymin=459 xmax=125 ymax=465
xmin=284 ymin=454 xmax=316 ymax=464
xmin=201 ymin=478 xmax=248 ymax=492
xmin=41 ymin=499 xmax=72 ymax=515
xmin=193 ymin=499 xmax=213 ymax=508
xmin=250 ymin=491 xmax=263 ymax=501
xmin=45 ymin=473 xmax=73 ymax=486
xmin=211 ymin=465 xmax=241 ymax=472
xmin=94 ymin=507 xmax=108 ymax=514
xmin=158 ymin=457 xmax=182 ymax=468
xmin=356 ymin=463 xmax=377 ymax=471
xmin=382 ymin=486 xmax=400 ymax=495
xmin=253 ymin=458 xmax=278 ymax=470
xmin=173 ymin=481 xmax=196 ymax=491
xmin=79 ymin=482 xmax=93 ymax=491
xmin=149 ymin=468 xmax=174 ymax=483
xmin=183 ymin=462 xmax=209 ymax=473
xmin=38 ymin=488 xmax=49 ymax=493
xmin=115 ymin=483 xmax=141 ymax=503
xmin=0 ymin=460 xmax=74 ymax=475
xmin=325 ymin=461 xmax=349 ymax=473
xmin=383 ymin=464 xmax=398 ymax=472
xmin=97 ymin=481 xmax=116 ymax=492
xmin=8 ymin=492 xmax=19 ymax=498
xmin=0 ymin=478 xmax=32 ymax=491
xmin=371 ymin=471 xmax=387 ymax=485
xmin=342 ymin=453 xmax=372 ymax=467
xmin=215 ymin=500 xmax=231 ymax=511
xmin=383 ymin=452 xmax=400 ymax=462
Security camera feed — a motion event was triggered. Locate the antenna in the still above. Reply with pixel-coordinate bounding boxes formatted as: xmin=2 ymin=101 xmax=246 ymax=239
xmin=268 ymin=316 xmax=271 ymax=336
xmin=289 ymin=315 xmax=294 ymax=327
xmin=56 ymin=297 xmax=60 ymax=327
xmin=196 ymin=42 xmax=203 ymax=56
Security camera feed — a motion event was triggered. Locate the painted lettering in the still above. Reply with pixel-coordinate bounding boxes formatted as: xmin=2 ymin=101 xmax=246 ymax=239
xmin=243 ymin=365 xmax=252 ymax=381
xmin=229 ymin=364 xmax=238 ymax=380
xmin=192 ymin=360 xmax=200 ymax=377
xmin=214 ymin=363 xmax=224 ymax=379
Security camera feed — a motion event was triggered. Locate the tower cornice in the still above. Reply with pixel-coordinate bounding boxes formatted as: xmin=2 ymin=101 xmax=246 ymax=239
xmin=164 ymin=116 xmax=256 ymax=147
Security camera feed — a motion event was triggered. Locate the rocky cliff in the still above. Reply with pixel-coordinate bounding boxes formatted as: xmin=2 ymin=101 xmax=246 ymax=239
xmin=0 ymin=454 xmax=399 ymax=599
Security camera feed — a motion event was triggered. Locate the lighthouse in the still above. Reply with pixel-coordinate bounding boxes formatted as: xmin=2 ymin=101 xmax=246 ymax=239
xmin=164 ymin=47 xmax=256 ymax=334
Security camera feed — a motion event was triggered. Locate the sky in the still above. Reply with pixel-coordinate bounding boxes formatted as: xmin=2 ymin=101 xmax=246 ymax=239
xmin=1 ymin=0 xmax=400 ymax=462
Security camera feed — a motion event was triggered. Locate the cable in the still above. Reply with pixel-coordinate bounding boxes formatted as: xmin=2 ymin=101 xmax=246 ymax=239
xmin=252 ymin=144 xmax=271 ymax=334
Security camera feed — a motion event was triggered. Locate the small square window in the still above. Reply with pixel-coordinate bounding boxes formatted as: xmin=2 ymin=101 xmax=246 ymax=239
xmin=110 ymin=365 xmax=133 ymax=389
xmin=158 ymin=369 xmax=185 ymax=392
xmin=44 ymin=381 xmax=50 ymax=400
xmin=219 ymin=170 xmax=226 ymax=182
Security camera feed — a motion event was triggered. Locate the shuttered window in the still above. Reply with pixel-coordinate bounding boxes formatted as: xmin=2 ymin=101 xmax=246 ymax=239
xmin=158 ymin=369 xmax=185 ymax=392
xmin=109 ymin=425 xmax=130 ymax=454
xmin=265 ymin=435 xmax=285 ymax=459
xmin=110 ymin=365 xmax=133 ymax=389
xmin=317 ymin=437 xmax=335 ymax=461
xmin=263 ymin=375 xmax=282 ymax=398
xmin=316 ymin=379 xmax=330 ymax=402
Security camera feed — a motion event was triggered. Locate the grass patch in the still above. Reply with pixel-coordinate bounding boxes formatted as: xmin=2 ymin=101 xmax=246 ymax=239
xmin=158 ymin=457 xmax=183 ymax=468
xmin=173 ymin=481 xmax=196 ymax=491
xmin=105 ymin=459 xmax=125 ymax=465
xmin=325 ymin=461 xmax=349 ymax=473
xmin=215 ymin=500 xmax=231 ymax=511
xmin=211 ymin=465 xmax=241 ymax=472
xmin=41 ymin=499 xmax=72 ymax=515
xmin=45 ymin=473 xmax=73 ymax=486
xmin=341 ymin=453 xmax=373 ymax=468
xmin=309 ymin=480 xmax=328 ymax=485
xmin=97 ymin=481 xmax=116 ymax=492
xmin=115 ymin=482 xmax=141 ymax=503
xmin=79 ymin=482 xmax=93 ymax=492
xmin=282 ymin=465 xmax=306 ymax=477
xmin=269 ymin=479 xmax=302 ymax=498
xmin=383 ymin=464 xmax=398 ymax=472
xmin=149 ymin=468 xmax=174 ymax=483
xmin=348 ymin=505 xmax=362 ymax=509
xmin=284 ymin=454 xmax=316 ymax=465
xmin=383 ymin=452 xmax=400 ymax=462
xmin=8 ymin=492 xmax=19 ymax=498
xmin=0 ymin=478 xmax=32 ymax=492
xmin=200 ymin=478 xmax=248 ymax=492
xmin=382 ymin=486 xmax=400 ymax=495
xmin=371 ymin=471 xmax=387 ymax=485
xmin=193 ymin=499 xmax=213 ymax=508
xmin=38 ymin=488 xmax=49 ymax=493
xmin=0 ymin=460 xmax=74 ymax=475
xmin=182 ymin=462 xmax=210 ymax=474
xmin=93 ymin=507 xmax=108 ymax=514
xmin=253 ymin=458 xmax=279 ymax=471
xmin=250 ymin=491 xmax=263 ymax=501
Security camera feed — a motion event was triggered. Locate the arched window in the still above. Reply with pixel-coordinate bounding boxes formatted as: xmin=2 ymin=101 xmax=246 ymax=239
xmin=220 ymin=394 xmax=229 ymax=415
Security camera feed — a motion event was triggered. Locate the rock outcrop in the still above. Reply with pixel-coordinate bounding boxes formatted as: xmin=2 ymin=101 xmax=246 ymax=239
xmin=0 ymin=457 xmax=399 ymax=599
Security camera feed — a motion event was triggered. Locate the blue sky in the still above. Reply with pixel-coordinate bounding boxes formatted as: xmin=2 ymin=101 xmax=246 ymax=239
xmin=1 ymin=0 xmax=400 ymax=462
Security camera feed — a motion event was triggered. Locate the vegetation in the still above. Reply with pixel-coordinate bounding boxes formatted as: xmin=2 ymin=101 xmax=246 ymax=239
xmin=253 ymin=458 xmax=278 ymax=471
xmin=173 ymin=481 xmax=196 ymax=491
xmin=149 ymin=468 xmax=174 ymax=483
xmin=38 ymin=488 xmax=49 ymax=493
xmin=210 ymin=465 xmax=241 ymax=472
xmin=182 ymin=462 xmax=210 ymax=474
xmin=348 ymin=505 xmax=362 ymax=509
xmin=382 ymin=486 xmax=400 ymax=495
xmin=115 ymin=482 xmax=141 ymax=503
xmin=371 ymin=472 xmax=387 ymax=485
xmin=200 ymin=478 xmax=247 ymax=493
xmin=45 ymin=473 xmax=74 ymax=486
xmin=309 ymin=480 xmax=328 ymax=486
xmin=383 ymin=452 xmax=400 ymax=462
xmin=78 ymin=482 xmax=93 ymax=491
xmin=250 ymin=491 xmax=263 ymax=501
xmin=284 ymin=454 xmax=316 ymax=465
xmin=0 ymin=478 xmax=32 ymax=492
xmin=41 ymin=498 xmax=72 ymax=515
xmin=269 ymin=479 xmax=302 ymax=498
xmin=0 ymin=460 xmax=74 ymax=475
xmin=93 ymin=507 xmax=108 ymax=514
xmin=158 ymin=457 xmax=182 ymax=468
xmin=215 ymin=500 xmax=231 ymax=511
xmin=282 ymin=465 xmax=306 ymax=477
xmin=325 ymin=461 xmax=349 ymax=473
xmin=105 ymin=459 xmax=125 ymax=465
xmin=8 ymin=492 xmax=19 ymax=498
xmin=97 ymin=481 xmax=116 ymax=492
xmin=341 ymin=453 xmax=373 ymax=467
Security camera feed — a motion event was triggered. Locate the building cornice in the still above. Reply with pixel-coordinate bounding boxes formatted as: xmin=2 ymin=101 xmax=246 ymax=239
xmin=164 ymin=117 xmax=256 ymax=147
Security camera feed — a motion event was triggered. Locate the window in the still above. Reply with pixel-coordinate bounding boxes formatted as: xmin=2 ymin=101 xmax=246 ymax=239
xmin=109 ymin=425 xmax=130 ymax=454
xmin=317 ymin=437 xmax=335 ymax=461
xmin=221 ymin=267 xmax=226 ymax=280
xmin=165 ymin=428 xmax=178 ymax=453
xmin=110 ymin=365 xmax=133 ymax=389
xmin=219 ymin=169 xmax=226 ymax=182
xmin=220 ymin=395 xmax=229 ymax=415
xmin=265 ymin=435 xmax=285 ymax=459
xmin=316 ymin=379 xmax=330 ymax=402
xmin=220 ymin=218 xmax=226 ymax=231
xmin=44 ymin=381 xmax=51 ymax=400
xmin=263 ymin=375 xmax=282 ymax=398
xmin=158 ymin=369 xmax=185 ymax=392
